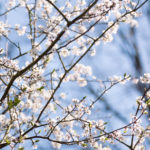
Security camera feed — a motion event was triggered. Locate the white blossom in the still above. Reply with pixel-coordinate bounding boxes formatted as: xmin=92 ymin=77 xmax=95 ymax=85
xmin=17 ymin=26 xmax=27 ymax=36
xmin=60 ymin=49 xmax=70 ymax=57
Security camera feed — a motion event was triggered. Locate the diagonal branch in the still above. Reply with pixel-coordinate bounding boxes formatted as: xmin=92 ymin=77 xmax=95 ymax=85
xmin=46 ymin=0 xmax=70 ymax=24
xmin=0 ymin=0 xmax=99 ymax=106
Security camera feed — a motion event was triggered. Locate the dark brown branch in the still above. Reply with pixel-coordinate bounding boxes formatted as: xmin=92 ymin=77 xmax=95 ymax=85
xmin=46 ymin=0 xmax=70 ymax=24
xmin=0 ymin=0 xmax=98 ymax=106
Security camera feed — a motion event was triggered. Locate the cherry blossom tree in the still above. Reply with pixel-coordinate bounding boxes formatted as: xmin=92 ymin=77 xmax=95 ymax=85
xmin=0 ymin=0 xmax=149 ymax=150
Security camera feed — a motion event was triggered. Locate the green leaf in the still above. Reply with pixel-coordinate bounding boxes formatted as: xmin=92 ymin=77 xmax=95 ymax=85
xmin=146 ymin=99 xmax=150 ymax=105
xmin=31 ymin=122 xmax=34 ymax=126
xmin=5 ymin=138 xmax=11 ymax=144
xmin=8 ymin=100 xmax=13 ymax=110
xmin=82 ymin=143 xmax=87 ymax=147
xmin=38 ymin=130 xmax=41 ymax=134
xmin=136 ymin=100 xmax=140 ymax=105
xmin=100 ymin=131 xmax=103 ymax=135
xmin=8 ymin=97 xmax=21 ymax=110
xmin=18 ymin=147 xmax=24 ymax=150
xmin=89 ymin=123 xmax=92 ymax=128
xmin=124 ymin=73 xmax=127 ymax=77
xmin=37 ymin=86 xmax=44 ymax=91
xmin=35 ymin=140 xmax=40 ymax=143
xmin=14 ymin=97 xmax=21 ymax=106
xmin=104 ymin=122 xmax=107 ymax=125
xmin=83 ymin=96 xmax=86 ymax=99
xmin=45 ymin=58 xmax=49 ymax=63
xmin=144 ymin=111 xmax=148 ymax=114
xmin=22 ymin=88 xmax=27 ymax=92
xmin=123 ymin=130 xmax=127 ymax=133
xmin=52 ymin=69 xmax=55 ymax=74
xmin=18 ymin=136 xmax=24 ymax=143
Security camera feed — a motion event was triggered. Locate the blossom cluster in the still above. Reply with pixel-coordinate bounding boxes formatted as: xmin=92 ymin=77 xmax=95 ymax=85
xmin=0 ymin=0 xmax=149 ymax=150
